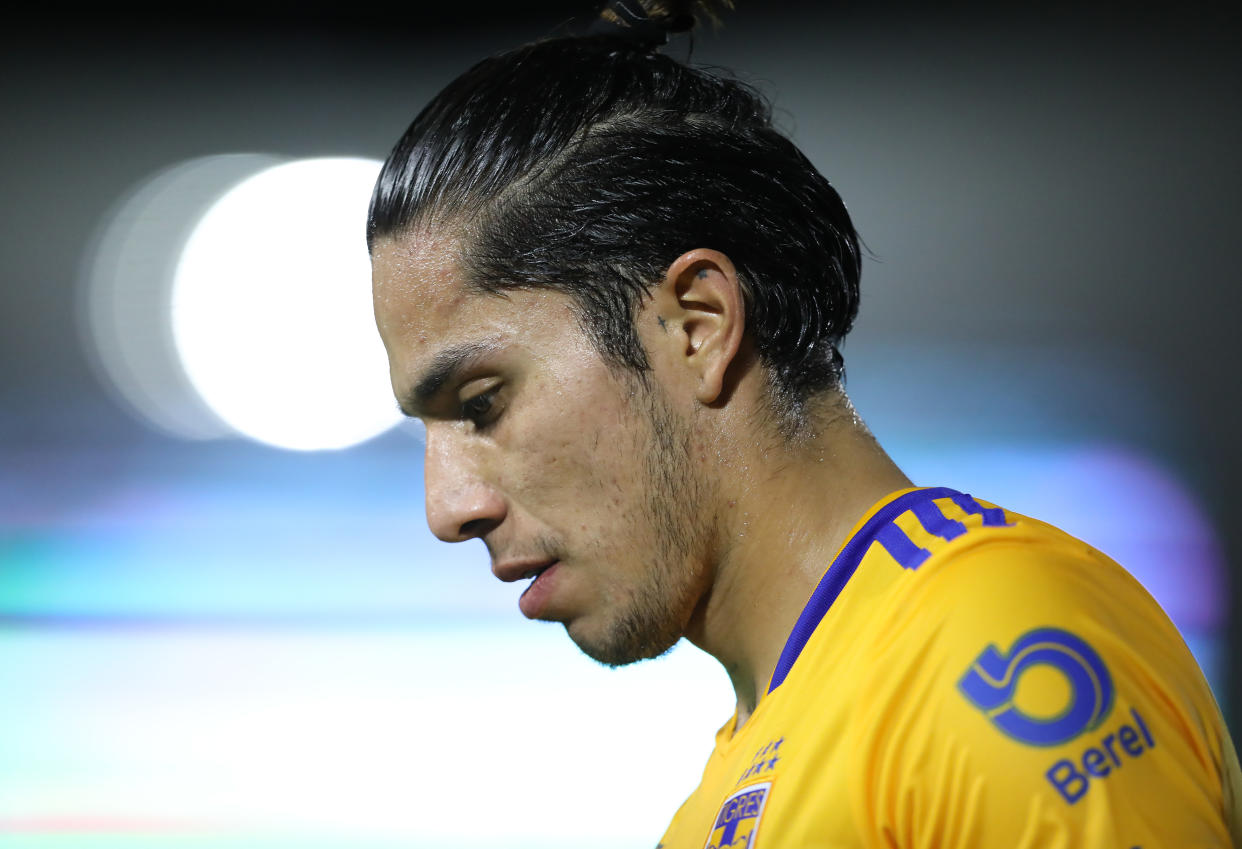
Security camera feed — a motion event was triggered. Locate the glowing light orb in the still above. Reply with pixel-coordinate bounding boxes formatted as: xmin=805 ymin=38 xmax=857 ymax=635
xmin=171 ymin=157 xmax=399 ymax=451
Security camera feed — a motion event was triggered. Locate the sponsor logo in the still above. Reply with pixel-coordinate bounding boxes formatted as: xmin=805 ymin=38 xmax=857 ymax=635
xmin=958 ymin=627 xmax=1114 ymax=746
xmin=704 ymin=782 xmax=771 ymax=849
xmin=1045 ymin=706 xmax=1156 ymax=804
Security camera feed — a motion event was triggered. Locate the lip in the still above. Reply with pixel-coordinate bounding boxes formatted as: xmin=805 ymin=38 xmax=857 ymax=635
xmin=518 ymin=560 xmax=561 ymax=620
xmin=492 ymin=557 xmax=557 ymax=583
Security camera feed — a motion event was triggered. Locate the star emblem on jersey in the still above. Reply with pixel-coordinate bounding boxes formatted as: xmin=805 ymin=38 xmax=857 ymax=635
xmin=958 ymin=627 xmax=1115 ymax=747
xmin=736 ymin=737 xmax=782 ymax=785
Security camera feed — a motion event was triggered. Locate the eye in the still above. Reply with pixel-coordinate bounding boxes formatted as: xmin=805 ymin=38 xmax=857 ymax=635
xmin=460 ymin=388 xmax=499 ymax=428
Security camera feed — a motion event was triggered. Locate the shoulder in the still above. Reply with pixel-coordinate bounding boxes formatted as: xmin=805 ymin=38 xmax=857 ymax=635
xmin=875 ymin=491 xmax=1163 ymax=639
xmin=844 ymin=494 xmax=1234 ymax=847
xmin=906 ymin=500 xmax=1179 ymax=652
xmin=868 ymin=494 xmax=1204 ymax=734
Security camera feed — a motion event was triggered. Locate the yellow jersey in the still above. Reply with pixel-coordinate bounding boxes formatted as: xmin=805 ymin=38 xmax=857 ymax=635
xmin=657 ymin=487 xmax=1241 ymax=848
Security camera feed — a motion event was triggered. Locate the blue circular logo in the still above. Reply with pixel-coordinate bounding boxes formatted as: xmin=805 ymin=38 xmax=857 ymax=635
xmin=958 ymin=627 xmax=1114 ymax=747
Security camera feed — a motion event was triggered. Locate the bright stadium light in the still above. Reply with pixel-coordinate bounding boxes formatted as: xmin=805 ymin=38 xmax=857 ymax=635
xmin=171 ymin=157 xmax=400 ymax=452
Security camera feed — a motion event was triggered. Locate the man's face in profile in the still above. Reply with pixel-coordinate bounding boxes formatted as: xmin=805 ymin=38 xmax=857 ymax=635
xmin=370 ymin=229 xmax=713 ymax=665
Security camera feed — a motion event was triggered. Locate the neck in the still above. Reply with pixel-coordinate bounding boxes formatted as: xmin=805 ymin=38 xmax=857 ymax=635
xmin=683 ymin=397 xmax=912 ymax=728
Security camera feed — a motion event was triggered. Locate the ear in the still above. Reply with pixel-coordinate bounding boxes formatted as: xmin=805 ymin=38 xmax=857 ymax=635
xmin=649 ymin=248 xmax=746 ymax=405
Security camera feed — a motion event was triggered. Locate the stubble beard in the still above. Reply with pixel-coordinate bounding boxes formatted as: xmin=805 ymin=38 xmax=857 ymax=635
xmin=572 ymin=379 xmax=715 ymax=668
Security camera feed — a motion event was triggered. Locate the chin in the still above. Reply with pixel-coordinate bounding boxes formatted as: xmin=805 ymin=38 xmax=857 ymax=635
xmin=565 ymin=617 xmax=683 ymax=668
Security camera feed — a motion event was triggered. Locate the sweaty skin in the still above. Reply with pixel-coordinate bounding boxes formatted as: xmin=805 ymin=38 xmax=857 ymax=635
xmin=372 ymin=228 xmax=912 ymax=725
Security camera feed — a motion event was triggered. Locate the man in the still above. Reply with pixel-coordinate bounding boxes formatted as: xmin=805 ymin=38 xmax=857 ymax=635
xmin=367 ymin=2 xmax=1240 ymax=845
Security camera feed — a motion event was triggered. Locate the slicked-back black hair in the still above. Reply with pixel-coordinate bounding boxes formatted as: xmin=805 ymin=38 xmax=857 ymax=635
xmin=368 ymin=6 xmax=862 ymax=425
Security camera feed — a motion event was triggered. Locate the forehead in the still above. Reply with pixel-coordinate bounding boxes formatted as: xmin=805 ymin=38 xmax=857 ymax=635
xmin=371 ymin=227 xmax=470 ymax=342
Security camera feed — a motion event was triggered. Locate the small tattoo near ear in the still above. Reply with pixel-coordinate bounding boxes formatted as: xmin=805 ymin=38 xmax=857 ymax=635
xmin=697 ymin=269 xmax=709 ymax=279
xmin=657 ymin=315 xmax=668 ymax=333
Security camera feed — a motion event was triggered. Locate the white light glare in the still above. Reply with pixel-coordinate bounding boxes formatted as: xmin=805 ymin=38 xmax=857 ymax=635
xmin=172 ymin=157 xmax=399 ymax=452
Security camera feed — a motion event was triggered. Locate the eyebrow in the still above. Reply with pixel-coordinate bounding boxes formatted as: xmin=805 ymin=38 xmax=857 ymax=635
xmin=398 ymin=340 xmax=501 ymax=418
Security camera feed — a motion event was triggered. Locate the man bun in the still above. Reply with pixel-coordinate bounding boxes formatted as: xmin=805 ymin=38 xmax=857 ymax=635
xmin=596 ymin=0 xmax=734 ymax=44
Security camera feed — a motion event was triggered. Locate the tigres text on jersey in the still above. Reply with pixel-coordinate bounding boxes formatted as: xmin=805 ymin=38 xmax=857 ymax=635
xmin=657 ymin=487 xmax=1241 ymax=849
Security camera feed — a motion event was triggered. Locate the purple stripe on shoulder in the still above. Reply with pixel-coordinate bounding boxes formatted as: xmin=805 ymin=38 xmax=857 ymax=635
xmin=950 ymin=493 xmax=1012 ymax=527
xmin=910 ymin=499 xmax=968 ymax=541
xmin=876 ymin=522 xmax=931 ymax=570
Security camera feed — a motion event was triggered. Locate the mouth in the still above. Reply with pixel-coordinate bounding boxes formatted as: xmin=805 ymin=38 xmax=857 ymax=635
xmin=491 ymin=556 xmax=561 ymax=619
xmin=518 ymin=560 xmax=560 ymax=620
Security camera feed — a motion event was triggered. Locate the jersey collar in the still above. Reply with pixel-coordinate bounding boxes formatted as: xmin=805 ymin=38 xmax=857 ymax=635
xmin=766 ymin=486 xmax=962 ymax=694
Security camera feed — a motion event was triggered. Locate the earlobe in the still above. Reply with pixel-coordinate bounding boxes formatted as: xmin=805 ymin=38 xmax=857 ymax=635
xmin=660 ymin=249 xmax=746 ymax=406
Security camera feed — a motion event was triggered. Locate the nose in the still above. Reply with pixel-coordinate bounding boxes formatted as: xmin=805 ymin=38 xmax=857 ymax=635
xmin=423 ymin=429 xmax=507 ymax=542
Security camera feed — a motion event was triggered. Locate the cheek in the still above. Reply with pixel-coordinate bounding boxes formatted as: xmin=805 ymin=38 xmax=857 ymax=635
xmin=507 ymin=389 xmax=646 ymax=515
xmin=511 ymin=424 xmax=612 ymax=507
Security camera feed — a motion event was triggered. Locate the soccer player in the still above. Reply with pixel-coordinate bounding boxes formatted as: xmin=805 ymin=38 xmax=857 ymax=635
xmin=366 ymin=1 xmax=1241 ymax=845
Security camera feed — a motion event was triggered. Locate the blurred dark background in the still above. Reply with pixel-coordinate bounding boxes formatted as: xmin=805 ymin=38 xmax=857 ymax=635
xmin=1 ymin=2 xmax=1239 ymax=845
